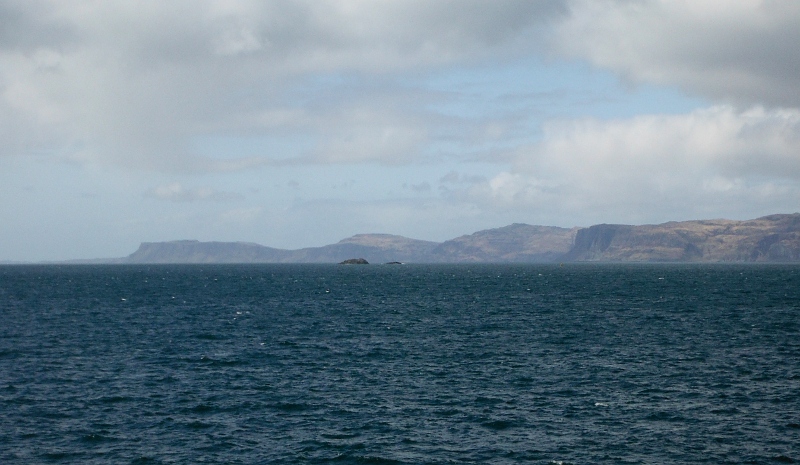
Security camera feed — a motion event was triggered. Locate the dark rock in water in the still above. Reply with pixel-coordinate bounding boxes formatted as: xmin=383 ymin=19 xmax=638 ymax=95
xmin=385 ymin=261 xmax=403 ymax=265
xmin=771 ymin=456 xmax=794 ymax=463
xmin=339 ymin=258 xmax=369 ymax=265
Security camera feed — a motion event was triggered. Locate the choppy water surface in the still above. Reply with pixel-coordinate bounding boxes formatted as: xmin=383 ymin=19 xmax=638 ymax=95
xmin=1 ymin=264 xmax=798 ymax=464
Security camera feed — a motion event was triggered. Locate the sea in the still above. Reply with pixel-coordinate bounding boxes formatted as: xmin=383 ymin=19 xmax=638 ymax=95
xmin=0 ymin=264 xmax=798 ymax=464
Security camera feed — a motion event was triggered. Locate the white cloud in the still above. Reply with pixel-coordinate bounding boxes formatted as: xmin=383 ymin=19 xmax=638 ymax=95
xmin=529 ymin=106 xmax=800 ymax=181
xmin=459 ymin=106 xmax=800 ymax=223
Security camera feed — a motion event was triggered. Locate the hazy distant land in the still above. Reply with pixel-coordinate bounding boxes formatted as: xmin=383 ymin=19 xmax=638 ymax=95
xmin=53 ymin=213 xmax=800 ymax=264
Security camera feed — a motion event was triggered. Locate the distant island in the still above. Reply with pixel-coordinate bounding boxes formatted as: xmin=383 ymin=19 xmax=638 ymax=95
xmin=339 ymin=258 xmax=369 ymax=265
xmin=68 ymin=213 xmax=800 ymax=264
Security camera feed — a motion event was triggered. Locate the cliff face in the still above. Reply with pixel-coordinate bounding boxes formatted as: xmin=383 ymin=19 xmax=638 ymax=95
xmin=120 ymin=213 xmax=800 ymax=264
xmin=566 ymin=214 xmax=800 ymax=262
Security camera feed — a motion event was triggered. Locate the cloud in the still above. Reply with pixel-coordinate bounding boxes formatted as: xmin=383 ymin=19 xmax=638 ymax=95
xmin=0 ymin=1 xmax=77 ymax=52
xmin=556 ymin=0 xmax=800 ymax=107
xmin=404 ymin=181 xmax=431 ymax=193
xmin=529 ymin=105 xmax=800 ymax=181
xmin=145 ymin=182 xmax=241 ymax=202
xmin=3 ymin=1 xmax=799 ymax=171
xmin=0 ymin=1 xmax=566 ymax=171
xmin=5 ymin=0 xmax=796 ymax=176
xmin=439 ymin=170 xmax=486 ymax=185
xmin=458 ymin=106 xmax=800 ymax=223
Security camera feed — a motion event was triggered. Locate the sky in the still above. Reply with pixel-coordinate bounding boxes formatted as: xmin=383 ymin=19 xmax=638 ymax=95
xmin=2 ymin=0 xmax=799 ymax=261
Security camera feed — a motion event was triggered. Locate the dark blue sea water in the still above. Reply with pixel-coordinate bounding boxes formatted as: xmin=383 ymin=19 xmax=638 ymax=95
xmin=1 ymin=264 xmax=798 ymax=464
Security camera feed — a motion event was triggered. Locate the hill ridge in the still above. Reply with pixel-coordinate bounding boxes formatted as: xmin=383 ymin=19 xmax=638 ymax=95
xmin=117 ymin=213 xmax=800 ymax=263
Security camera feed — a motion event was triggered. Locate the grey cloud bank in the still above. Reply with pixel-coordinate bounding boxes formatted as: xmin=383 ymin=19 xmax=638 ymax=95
xmin=557 ymin=0 xmax=800 ymax=107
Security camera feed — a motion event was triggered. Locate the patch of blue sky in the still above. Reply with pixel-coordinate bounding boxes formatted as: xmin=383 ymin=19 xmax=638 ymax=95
xmin=419 ymin=136 xmax=517 ymax=165
xmin=415 ymin=57 xmax=707 ymax=121
xmin=190 ymin=133 xmax=315 ymax=161
xmin=0 ymin=158 xmax=150 ymax=260
xmin=221 ymin=161 xmax=481 ymax=206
